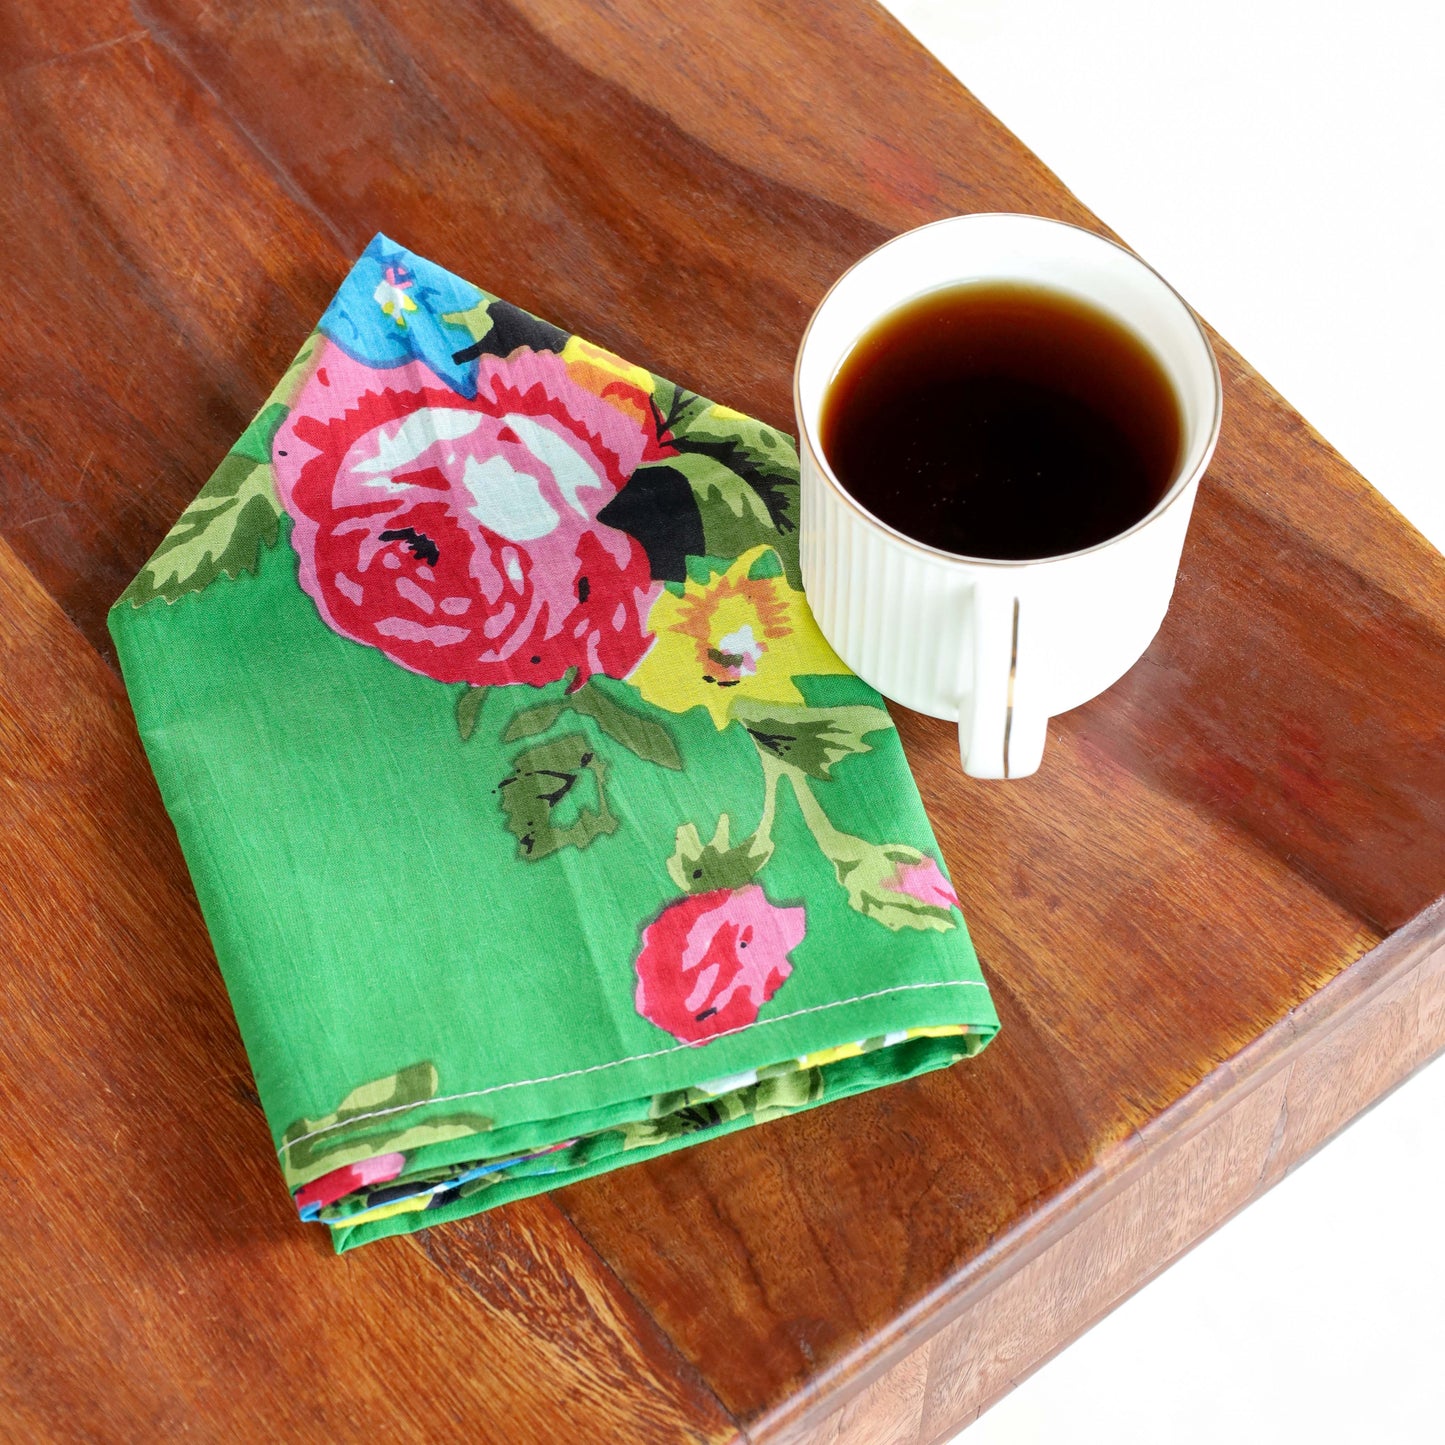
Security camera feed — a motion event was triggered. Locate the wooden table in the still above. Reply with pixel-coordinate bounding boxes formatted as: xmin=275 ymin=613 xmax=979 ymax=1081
xmin=3 ymin=3 xmax=1442 ymax=1440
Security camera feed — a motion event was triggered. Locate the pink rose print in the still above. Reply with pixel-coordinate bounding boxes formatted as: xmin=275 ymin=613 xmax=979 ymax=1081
xmin=293 ymin=1151 xmax=405 ymax=1216
xmin=881 ymin=856 xmax=959 ymax=910
xmin=634 ymin=885 xmax=806 ymax=1044
xmin=272 ymin=342 xmax=665 ymax=689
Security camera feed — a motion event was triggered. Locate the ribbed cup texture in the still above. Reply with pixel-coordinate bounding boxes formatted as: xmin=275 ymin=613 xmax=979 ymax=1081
xmin=800 ymin=445 xmax=969 ymax=722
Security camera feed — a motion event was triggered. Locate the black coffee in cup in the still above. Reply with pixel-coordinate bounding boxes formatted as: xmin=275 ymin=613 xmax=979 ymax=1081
xmin=819 ymin=281 xmax=1184 ymax=561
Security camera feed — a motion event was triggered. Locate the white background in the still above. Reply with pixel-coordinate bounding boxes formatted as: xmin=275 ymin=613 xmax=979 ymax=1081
xmin=874 ymin=2 xmax=1445 ymax=1440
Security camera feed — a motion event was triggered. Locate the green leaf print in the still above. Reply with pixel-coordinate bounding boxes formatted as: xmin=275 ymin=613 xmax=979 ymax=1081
xmin=498 ymin=677 xmax=681 ymax=769
xmin=456 ymin=686 xmax=488 ymax=741
xmin=440 ymin=298 xmax=495 ymax=344
xmin=667 ymin=813 xmax=770 ymax=893
xmin=752 ymin=1065 xmax=826 ymax=1122
xmin=567 ymin=680 xmax=682 ymax=769
xmin=649 ymin=381 xmax=802 ymax=587
xmin=119 ymin=451 xmax=283 ymax=606
xmin=672 ymin=401 xmax=798 ymax=478
xmin=774 ymin=758 xmax=957 ymax=933
xmin=734 ymin=702 xmax=895 ymax=780
xmin=501 ymin=700 xmax=563 ymax=742
xmin=120 ymin=330 xmax=322 ymax=607
xmin=615 ymin=1067 xmax=824 ymax=1151
xmin=271 ymin=329 xmax=325 ymax=410
xmin=497 ymin=731 xmax=619 ymax=860
xmin=278 ymin=1061 xmax=495 ymax=1190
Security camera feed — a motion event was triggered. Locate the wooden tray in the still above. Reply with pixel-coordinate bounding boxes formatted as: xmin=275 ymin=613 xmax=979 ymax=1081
xmin=2 ymin=2 xmax=1442 ymax=1440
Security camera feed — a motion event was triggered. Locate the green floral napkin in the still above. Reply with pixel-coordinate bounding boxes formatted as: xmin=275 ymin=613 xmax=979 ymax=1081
xmin=109 ymin=236 xmax=998 ymax=1250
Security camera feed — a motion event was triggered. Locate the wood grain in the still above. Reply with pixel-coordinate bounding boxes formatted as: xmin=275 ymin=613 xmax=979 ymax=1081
xmin=0 ymin=535 xmax=737 ymax=1444
xmin=0 ymin=0 xmax=1442 ymax=1440
xmin=785 ymin=915 xmax=1445 ymax=1445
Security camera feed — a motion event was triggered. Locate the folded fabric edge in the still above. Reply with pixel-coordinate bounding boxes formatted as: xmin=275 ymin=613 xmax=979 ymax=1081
xmin=328 ymin=1029 xmax=986 ymax=1250
xmin=276 ymin=982 xmax=1000 ymax=1199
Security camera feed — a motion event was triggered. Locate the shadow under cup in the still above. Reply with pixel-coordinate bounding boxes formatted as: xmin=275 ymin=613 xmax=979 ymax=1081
xmin=792 ymin=214 xmax=1222 ymax=779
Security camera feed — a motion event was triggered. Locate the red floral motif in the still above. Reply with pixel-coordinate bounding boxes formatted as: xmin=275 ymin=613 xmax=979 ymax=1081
xmin=293 ymin=1151 xmax=405 ymax=1215
xmin=634 ymin=885 xmax=806 ymax=1044
xmin=273 ymin=343 xmax=666 ymax=689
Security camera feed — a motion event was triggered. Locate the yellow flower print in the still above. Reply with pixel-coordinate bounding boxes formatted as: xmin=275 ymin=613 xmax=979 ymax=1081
xmin=561 ymin=335 xmax=657 ymax=433
xmin=561 ymin=334 xmax=655 ymax=395
xmin=629 ymin=546 xmax=850 ymax=729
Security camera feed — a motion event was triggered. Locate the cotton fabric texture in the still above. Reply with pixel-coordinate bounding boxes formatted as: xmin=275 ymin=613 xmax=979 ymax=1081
xmin=109 ymin=235 xmax=999 ymax=1250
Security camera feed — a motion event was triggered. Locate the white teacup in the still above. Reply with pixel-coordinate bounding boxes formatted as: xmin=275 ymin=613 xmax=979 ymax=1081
xmin=794 ymin=213 xmax=1223 ymax=779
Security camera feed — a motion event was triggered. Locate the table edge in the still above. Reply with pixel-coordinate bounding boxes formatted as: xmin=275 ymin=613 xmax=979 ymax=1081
xmin=749 ymin=893 xmax=1445 ymax=1442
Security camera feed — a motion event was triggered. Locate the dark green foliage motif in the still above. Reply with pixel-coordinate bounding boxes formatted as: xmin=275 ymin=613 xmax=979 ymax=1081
xmin=278 ymin=1061 xmax=494 ymax=1191
xmin=735 ymin=702 xmax=893 ymax=779
xmin=496 ymin=731 xmax=619 ymax=859
xmin=120 ymin=330 xmax=321 ymax=607
xmin=667 ymin=814 xmax=769 ymax=893
xmin=637 ymin=380 xmax=803 ymax=588
xmin=455 ymin=686 xmax=487 ymax=741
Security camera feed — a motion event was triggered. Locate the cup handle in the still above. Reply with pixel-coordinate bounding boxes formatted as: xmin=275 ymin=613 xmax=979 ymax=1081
xmin=959 ymin=586 xmax=1048 ymax=780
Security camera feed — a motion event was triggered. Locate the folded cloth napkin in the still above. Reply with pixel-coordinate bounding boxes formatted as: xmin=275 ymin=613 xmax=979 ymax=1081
xmin=109 ymin=235 xmax=999 ymax=1250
